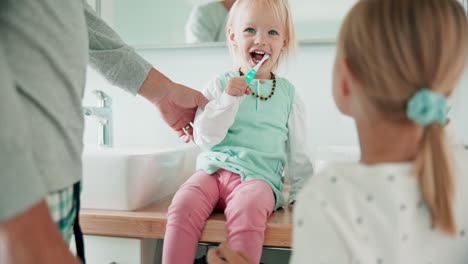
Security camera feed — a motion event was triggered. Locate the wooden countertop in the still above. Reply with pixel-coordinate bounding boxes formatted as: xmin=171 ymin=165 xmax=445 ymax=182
xmin=80 ymin=188 xmax=293 ymax=248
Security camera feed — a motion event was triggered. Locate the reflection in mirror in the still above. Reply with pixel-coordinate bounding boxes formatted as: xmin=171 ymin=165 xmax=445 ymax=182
xmin=185 ymin=0 xmax=234 ymax=44
xmin=99 ymin=0 xmax=357 ymax=47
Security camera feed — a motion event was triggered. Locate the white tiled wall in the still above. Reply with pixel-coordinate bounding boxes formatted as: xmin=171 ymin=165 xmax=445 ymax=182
xmin=83 ymin=43 xmax=468 ymax=151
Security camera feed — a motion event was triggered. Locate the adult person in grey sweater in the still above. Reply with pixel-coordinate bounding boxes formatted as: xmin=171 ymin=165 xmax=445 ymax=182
xmin=0 ymin=1 xmax=208 ymax=263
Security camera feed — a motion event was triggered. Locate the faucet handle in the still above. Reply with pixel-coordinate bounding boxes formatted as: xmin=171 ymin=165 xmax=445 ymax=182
xmin=92 ymin=90 xmax=112 ymax=107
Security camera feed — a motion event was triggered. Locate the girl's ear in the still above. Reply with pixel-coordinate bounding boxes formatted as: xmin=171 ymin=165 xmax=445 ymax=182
xmin=281 ymin=39 xmax=288 ymax=52
xmin=228 ymin=27 xmax=236 ymax=46
xmin=338 ymin=59 xmax=351 ymax=97
xmin=332 ymin=56 xmax=352 ymax=115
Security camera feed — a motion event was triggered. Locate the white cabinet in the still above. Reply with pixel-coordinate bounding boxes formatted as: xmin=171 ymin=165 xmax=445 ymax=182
xmin=70 ymin=236 xmax=163 ymax=264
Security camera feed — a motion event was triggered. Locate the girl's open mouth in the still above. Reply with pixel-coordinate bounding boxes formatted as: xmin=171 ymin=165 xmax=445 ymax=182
xmin=250 ymin=50 xmax=270 ymax=64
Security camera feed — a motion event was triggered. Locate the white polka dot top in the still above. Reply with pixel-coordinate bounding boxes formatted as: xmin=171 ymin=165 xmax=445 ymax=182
xmin=291 ymin=145 xmax=468 ymax=264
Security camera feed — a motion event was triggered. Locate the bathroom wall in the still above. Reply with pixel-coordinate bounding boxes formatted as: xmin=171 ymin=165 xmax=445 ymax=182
xmin=83 ymin=43 xmax=468 ymax=152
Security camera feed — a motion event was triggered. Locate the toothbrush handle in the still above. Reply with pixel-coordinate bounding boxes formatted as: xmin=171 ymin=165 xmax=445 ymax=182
xmin=244 ymin=69 xmax=257 ymax=85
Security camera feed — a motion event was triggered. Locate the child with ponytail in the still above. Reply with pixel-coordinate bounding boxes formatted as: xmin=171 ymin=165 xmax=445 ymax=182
xmin=291 ymin=0 xmax=468 ymax=263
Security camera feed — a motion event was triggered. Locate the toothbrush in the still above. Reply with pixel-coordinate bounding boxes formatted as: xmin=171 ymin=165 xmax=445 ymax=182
xmin=243 ymin=54 xmax=270 ymax=85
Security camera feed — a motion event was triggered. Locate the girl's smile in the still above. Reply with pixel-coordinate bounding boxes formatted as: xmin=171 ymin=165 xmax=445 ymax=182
xmin=250 ymin=50 xmax=270 ymax=65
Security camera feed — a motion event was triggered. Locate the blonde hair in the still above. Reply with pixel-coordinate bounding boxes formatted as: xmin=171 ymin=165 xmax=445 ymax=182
xmin=338 ymin=0 xmax=468 ymax=235
xmin=226 ymin=0 xmax=297 ymax=71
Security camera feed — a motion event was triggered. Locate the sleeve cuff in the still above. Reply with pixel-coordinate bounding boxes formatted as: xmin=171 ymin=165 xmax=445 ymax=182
xmin=218 ymin=91 xmax=244 ymax=106
xmin=115 ymin=49 xmax=153 ymax=95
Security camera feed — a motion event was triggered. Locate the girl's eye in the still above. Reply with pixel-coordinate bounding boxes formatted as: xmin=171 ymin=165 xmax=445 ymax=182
xmin=245 ymin=28 xmax=256 ymax=33
xmin=268 ymin=30 xmax=278 ymax=36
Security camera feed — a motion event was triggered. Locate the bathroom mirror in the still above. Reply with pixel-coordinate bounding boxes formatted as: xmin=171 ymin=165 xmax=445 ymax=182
xmin=90 ymin=0 xmax=357 ymax=48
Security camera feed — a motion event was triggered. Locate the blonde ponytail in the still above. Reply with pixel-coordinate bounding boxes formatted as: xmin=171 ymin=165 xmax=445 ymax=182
xmin=338 ymin=0 xmax=468 ymax=235
xmin=414 ymin=124 xmax=455 ymax=235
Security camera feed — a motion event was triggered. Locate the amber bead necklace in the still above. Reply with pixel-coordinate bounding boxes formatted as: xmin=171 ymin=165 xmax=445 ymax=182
xmin=239 ymin=68 xmax=276 ymax=101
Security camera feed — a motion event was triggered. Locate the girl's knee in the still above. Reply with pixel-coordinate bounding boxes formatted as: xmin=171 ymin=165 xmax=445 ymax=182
xmin=168 ymin=188 xmax=203 ymax=216
xmin=167 ymin=197 xmax=195 ymax=218
xmin=237 ymin=180 xmax=275 ymax=205
xmin=228 ymin=187 xmax=275 ymax=218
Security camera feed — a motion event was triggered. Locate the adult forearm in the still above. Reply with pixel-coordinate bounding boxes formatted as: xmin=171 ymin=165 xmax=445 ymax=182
xmin=137 ymin=68 xmax=175 ymax=104
xmin=0 ymin=200 xmax=80 ymax=264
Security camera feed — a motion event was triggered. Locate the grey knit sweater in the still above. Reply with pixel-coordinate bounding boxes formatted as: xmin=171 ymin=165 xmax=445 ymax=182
xmin=0 ymin=0 xmax=153 ymax=221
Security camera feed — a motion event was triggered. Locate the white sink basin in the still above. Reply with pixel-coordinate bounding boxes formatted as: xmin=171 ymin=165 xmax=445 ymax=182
xmin=81 ymin=145 xmax=201 ymax=210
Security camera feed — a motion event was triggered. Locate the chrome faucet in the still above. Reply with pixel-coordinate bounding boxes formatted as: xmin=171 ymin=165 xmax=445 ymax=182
xmin=83 ymin=90 xmax=113 ymax=147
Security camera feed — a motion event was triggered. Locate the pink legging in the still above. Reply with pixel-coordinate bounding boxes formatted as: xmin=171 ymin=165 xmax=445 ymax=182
xmin=162 ymin=169 xmax=275 ymax=264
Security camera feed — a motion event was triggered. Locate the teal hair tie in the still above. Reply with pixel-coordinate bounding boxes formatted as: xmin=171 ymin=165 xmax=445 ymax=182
xmin=406 ymin=89 xmax=448 ymax=126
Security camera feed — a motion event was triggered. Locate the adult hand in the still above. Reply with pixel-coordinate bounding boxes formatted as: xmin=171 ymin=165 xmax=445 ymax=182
xmin=0 ymin=200 xmax=81 ymax=264
xmin=138 ymin=68 xmax=209 ymax=142
xmin=207 ymin=242 xmax=255 ymax=264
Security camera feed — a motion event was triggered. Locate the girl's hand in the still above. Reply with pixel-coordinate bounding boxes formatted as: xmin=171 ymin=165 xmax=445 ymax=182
xmin=207 ymin=242 xmax=255 ymax=264
xmin=226 ymin=77 xmax=252 ymax=96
